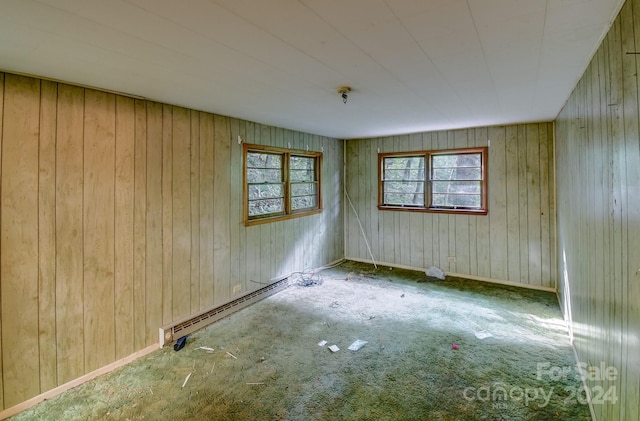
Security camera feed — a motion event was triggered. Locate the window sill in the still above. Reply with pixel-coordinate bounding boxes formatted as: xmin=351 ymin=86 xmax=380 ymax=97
xmin=245 ymin=208 xmax=323 ymax=226
xmin=377 ymin=205 xmax=487 ymax=216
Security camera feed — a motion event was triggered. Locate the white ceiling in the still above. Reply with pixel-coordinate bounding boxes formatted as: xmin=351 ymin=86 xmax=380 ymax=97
xmin=0 ymin=0 xmax=624 ymax=139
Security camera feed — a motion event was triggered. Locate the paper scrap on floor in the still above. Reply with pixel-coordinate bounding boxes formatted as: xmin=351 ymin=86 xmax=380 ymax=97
xmin=475 ymin=330 xmax=493 ymax=340
xmin=328 ymin=345 xmax=340 ymax=352
xmin=348 ymin=340 xmax=368 ymax=351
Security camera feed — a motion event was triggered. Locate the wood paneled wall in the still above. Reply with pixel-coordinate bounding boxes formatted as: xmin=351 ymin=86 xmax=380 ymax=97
xmin=556 ymin=0 xmax=640 ymax=419
xmin=345 ymin=123 xmax=556 ymax=289
xmin=0 ymin=72 xmax=344 ymax=410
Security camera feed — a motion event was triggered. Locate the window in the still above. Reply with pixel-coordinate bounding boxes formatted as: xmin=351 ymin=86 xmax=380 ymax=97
xmin=379 ymin=147 xmax=487 ymax=214
xmin=244 ymin=144 xmax=322 ymax=225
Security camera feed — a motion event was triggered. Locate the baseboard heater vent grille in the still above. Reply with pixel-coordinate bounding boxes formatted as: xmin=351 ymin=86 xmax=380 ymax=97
xmin=159 ymin=278 xmax=289 ymax=348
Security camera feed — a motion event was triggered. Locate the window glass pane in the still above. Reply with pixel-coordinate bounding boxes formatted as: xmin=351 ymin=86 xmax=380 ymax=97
xmin=248 ymin=198 xmax=285 ymax=216
xmin=383 ymin=181 xmax=424 ymax=194
xmin=430 ymin=151 xmax=483 ymax=210
xmin=290 ymin=169 xmax=315 ymax=182
xmin=378 ymin=149 xmax=485 ymax=213
xmin=290 ymin=156 xmax=315 ymax=183
xmin=291 ymin=182 xmax=317 ymax=197
xmin=247 ymin=152 xmax=283 ymax=183
xmin=247 ymin=168 xmax=282 ymax=183
xmin=290 ymin=155 xmax=318 ymax=210
xmin=290 ymin=156 xmax=314 ymax=170
xmin=384 ymin=156 xmax=424 ymax=171
xmin=384 ymin=168 xmax=425 ymax=181
xmin=382 ymin=155 xmax=425 ymax=206
xmin=383 ymin=157 xmax=425 ymax=180
xmin=432 ymin=153 xmax=480 ymax=168
xmin=247 ymin=152 xmax=282 ymax=169
xmin=384 ymin=192 xmax=424 ymax=206
xmin=248 ymin=183 xmax=284 ymax=200
xmin=432 ymin=193 xmax=481 ymax=208
xmin=432 ymin=167 xmax=481 ymax=181
xmin=245 ymin=146 xmax=322 ymax=223
xmin=291 ymin=195 xmax=317 ymax=210
xmin=432 ymin=180 xmax=481 ymax=194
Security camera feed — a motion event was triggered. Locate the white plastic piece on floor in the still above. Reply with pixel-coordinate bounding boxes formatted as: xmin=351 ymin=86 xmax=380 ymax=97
xmin=197 ymin=346 xmax=215 ymax=352
xmin=348 ymin=340 xmax=368 ymax=351
xmin=182 ymin=372 xmax=192 ymax=388
xmin=328 ymin=345 xmax=340 ymax=352
xmin=475 ymin=330 xmax=494 ymax=340
xmin=318 ymin=340 xmax=328 ymax=347
xmin=426 ymin=266 xmax=446 ymax=280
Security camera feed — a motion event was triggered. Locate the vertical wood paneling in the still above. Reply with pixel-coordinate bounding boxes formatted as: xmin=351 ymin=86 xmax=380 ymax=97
xmin=229 ymin=118 xmax=242 ymax=293
xmin=617 ymin=5 xmax=640 ymax=419
xmin=624 ymin=1 xmax=640 ymax=417
xmin=199 ymin=113 xmax=215 ymax=308
xmin=114 ymin=95 xmax=135 ymax=359
xmin=190 ymin=112 xmax=200 ymax=313
xmin=55 ymin=84 xmax=85 ymax=386
xmin=237 ymin=121 xmax=248 ymax=289
xmin=539 ymin=124 xmax=552 ymax=289
xmin=345 ymin=122 xmax=555 ymax=289
xmin=526 ymin=124 xmax=542 ymax=286
xmin=504 ymin=125 xmax=521 ymax=283
xmin=145 ymin=102 xmax=163 ymax=345
xmin=487 ymin=126 xmax=506 ymax=280
xmin=346 ymin=140 xmax=359 ymax=262
xmin=0 ymin=73 xmax=4 ymax=410
xmin=556 ymin=0 xmax=640 ymax=418
xmin=82 ymin=89 xmax=116 ymax=373
xmin=161 ymin=104 xmax=173 ymax=325
xmin=359 ymin=138 xmax=370 ymax=263
xmin=0 ymin=72 xmax=344 ymax=411
xmin=516 ymin=126 xmax=529 ymax=284
xmin=171 ymin=107 xmax=191 ymax=319
xmin=212 ymin=115 xmax=230 ymax=304
xmin=38 ymin=80 xmax=57 ymax=392
xmin=133 ymin=99 xmax=147 ymax=350
xmin=1 ymin=74 xmax=41 ymax=407
xmin=607 ymin=19 xmax=625 ymax=421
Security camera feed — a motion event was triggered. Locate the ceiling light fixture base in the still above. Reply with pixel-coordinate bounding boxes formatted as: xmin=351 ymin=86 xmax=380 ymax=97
xmin=337 ymin=86 xmax=352 ymax=104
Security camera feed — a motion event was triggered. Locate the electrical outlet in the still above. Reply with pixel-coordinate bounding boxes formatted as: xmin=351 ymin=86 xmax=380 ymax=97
xmin=233 ymin=284 xmax=241 ymax=294
xmin=448 ymin=256 xmax=456 ymax=263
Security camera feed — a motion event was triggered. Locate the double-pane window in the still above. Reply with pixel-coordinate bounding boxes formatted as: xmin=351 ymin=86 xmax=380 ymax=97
xmin=244 ymin=144 xmax=322 ymax=225
xmin=379 ymin=147 xmax=487 ymax=214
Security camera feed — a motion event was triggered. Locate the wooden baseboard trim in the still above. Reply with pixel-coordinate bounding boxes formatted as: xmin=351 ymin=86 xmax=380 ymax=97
xmin=0 ymin=344 xmax=158 ymax=420
xmin=344 ymin=257 xmax=557 ymax=293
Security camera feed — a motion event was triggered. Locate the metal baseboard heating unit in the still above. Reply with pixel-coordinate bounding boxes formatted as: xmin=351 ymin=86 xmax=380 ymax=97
xmin=159 ymin=278 xmax=289 ymax=348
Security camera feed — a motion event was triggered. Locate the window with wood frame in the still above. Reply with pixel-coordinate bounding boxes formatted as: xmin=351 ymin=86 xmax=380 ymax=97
xmin=379 ymin=147 xmax=487 ymax=214
xmin=244 ymin=144 xmax=322 ymax=225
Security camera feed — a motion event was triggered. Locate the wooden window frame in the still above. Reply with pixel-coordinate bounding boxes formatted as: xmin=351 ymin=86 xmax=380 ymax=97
xmin=244 ymin=143 xmax=322 ymax=226
xmin=378 ymin=147 xmax=488 ymax=215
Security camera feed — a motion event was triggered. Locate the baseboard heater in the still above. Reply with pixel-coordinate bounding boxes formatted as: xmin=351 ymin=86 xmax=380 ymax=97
xmin=159 ymin=277 xmax=289 ymax=348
